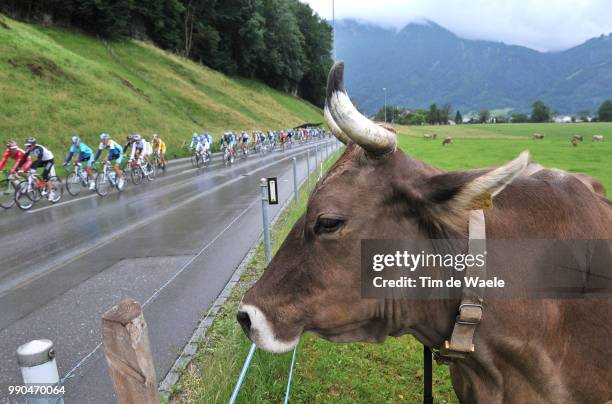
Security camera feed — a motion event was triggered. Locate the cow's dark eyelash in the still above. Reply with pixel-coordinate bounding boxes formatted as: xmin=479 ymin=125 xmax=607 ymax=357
xmin=315 ymin=217 xmax=344 ymax=234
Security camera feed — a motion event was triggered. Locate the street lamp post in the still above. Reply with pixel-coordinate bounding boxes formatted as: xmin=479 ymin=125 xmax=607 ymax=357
xmin=383 ymin=87 xmax=387 ymax=123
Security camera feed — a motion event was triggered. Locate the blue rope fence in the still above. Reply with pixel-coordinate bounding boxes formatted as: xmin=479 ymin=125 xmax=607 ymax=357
xmin=228 ymin=343 xmax=298 ymax=404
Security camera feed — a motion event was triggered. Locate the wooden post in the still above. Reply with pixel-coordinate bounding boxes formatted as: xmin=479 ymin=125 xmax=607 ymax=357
xmin=102 ymin=299 xmax=159 ymax=404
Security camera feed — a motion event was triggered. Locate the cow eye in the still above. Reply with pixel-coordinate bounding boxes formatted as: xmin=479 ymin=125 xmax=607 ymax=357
xmin=315 ymin=217 xmax=344 ymax=234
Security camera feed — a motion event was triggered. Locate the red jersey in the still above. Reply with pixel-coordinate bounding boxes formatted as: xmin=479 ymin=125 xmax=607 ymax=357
xmin=0 ymin=148 xmax=32 ymax=171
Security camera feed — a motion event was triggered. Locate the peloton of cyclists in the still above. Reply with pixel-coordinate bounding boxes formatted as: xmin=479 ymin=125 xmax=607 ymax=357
xmin=64 ymin=136 xmax=96 ymax=191
xmin=94 ymin=133 xmax=125 ymax=189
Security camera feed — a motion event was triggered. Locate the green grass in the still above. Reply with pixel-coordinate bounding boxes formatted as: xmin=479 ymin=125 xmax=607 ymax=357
xmin=0 ymin=14 xmax=322 ymax=161
xmin=396 ymin=123 xmax=612 ymax=192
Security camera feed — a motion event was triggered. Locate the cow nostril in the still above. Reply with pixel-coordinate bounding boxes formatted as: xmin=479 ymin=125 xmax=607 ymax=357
xmin=237 ymin=310 xmax=252 ymax=336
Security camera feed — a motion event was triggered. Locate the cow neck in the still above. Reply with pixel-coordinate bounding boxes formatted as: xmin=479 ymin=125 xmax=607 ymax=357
xmin=434 ymin=209 xmax=486 ymax=364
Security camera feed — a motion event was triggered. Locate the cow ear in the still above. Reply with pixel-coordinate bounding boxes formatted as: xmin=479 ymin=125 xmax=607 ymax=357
xmin=424 ymin=151 xmax=529 ymax=229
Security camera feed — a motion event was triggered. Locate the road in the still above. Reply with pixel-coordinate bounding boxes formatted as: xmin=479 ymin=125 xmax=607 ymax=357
xmin=0 ymin=140 xmax=337 ymax=402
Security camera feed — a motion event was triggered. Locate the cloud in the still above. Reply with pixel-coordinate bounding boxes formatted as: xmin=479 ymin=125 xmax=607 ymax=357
xmin=301 ymin=0 xmax=612 ymax=51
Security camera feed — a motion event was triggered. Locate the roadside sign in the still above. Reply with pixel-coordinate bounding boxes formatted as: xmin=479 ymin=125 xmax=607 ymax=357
xmin=267 ymin=177 xmax=278 ymax=204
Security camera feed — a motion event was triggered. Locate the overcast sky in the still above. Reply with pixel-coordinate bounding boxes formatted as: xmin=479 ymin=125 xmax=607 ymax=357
xmin=301 ymin=0 xmax=612 ymax=51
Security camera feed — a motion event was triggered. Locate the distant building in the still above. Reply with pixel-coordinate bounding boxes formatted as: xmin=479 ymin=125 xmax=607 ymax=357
xmin=554 ymin=115 xmax=573 ymax=123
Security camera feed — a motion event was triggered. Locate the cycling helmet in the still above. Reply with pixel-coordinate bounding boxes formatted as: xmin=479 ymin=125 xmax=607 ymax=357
xmin=24 ymin=137 xmax=36 ymax=147
xmin=152 ymin=134 xmax=159 ymax=139
xmin=192 ymin=133 xmax=199 ymax=139
xmin=6 ymin=140 xmax=17 ymax=149
xmin=132 ymin=134 xmax=142 ymax=141
xmin=71 ymin=136 xmax=80 ymax=144
xmin=100 ymin=133 xmax=110 ymax=141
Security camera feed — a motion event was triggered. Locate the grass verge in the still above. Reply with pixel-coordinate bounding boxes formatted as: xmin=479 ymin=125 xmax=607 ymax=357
xmin=170 ymin=144 xmax=458 ymax=403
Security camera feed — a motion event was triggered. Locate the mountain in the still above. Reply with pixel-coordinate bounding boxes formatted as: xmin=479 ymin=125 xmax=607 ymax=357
xmin=334 ymin=19 xmax=612 ymax=115
xmin=0 ymin=15 xmax=322 ymax=157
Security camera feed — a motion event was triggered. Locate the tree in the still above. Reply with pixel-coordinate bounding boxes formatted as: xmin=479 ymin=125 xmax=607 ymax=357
xmin=511 ymin=113 xmax=529 ymax=123
xmin=577 ymin=110 xmax=590 ymax=121
xmin=478 ymin=109 xmax=490 ymax=123
xmin=455 ymin=110 xmax=462 ymax=124
xmin=427 ymin=103 xmax=439 ymax=125
xmin=531 ymin=100 xmax=551 ymax=122
xmin=598 ymin=100 xmax=612 ymax=122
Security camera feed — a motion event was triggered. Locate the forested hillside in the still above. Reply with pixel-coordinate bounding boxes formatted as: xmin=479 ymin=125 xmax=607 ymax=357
xmin=0 ymin=14 xmax=323 ymax=157
xmin=0 ymin=0 xmax=333 ymax=106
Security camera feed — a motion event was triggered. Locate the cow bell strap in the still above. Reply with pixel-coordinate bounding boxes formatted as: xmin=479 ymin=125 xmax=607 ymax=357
xmin=436 ymin=209 xmax=486 ymax=363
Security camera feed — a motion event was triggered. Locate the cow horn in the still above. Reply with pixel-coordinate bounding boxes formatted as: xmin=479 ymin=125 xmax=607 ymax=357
xmin=324 ymin=103 xmax=350 ymax=145
xmin=326 ymin=61 xmax=396 ymax=156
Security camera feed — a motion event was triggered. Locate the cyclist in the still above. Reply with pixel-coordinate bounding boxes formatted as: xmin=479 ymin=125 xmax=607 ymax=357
xmin=0 ymin=140 xmax=32 ymax=181
xmin=240 ymin=131 xmax=249 ymax=155
xmin=189 ymin=132 xmax=207 ymax=160
xmin=94 ymin=133 xmax=125 ymax=189
xmin=17 ymin=138 xmax=56 ymax=200
xmin=151 ymin=134 xmax=167 ymax=169
xmin=199 ymin=132 xmax=213 ymax=158
xmin=221 ymin=132 xmax=237 ymax=157
xmin=64 ymin=136 xmax=95 ymax=191
xmin=279 ymin=129 xmax=287 ymax=147
xmin=129 ymin=134 xmax=152 ymax=166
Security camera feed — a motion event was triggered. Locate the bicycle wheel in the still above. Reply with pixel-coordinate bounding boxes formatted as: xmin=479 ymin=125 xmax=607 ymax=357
xmin=131 ymin=167 xmax=143 ymax=185
xmin=15 ymin=181 xmax=34 ymax=210
xmin=48 ymin=177 xmax=63 ymax=203
xmin=65 ymin=172 xmax=82 ymax=196
xmin=195 ymin=153 xmax=203 ymax=169
xmin=146 ymin=162 xmax=156 ymax=181
xmin=203 ymin=153 xmax=210 ymax=169
xmin=0 ymin=178 xmax=16 ymax=209
xmin=191 ymin=153 xmax=198 ymax=168
xmin=95 ymin=173 xmax=111 ymax=197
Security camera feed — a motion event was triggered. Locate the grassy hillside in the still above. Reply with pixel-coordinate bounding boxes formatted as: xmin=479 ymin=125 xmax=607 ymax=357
xmin=0 ymin=14 xmax=323 ymax=158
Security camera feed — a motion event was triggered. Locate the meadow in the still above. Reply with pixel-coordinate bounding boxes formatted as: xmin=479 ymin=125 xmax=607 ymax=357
xmin=0 ymin=14 xmax=322 ymax=160
xmin=174 ymin=122 xmax=611 ymax=404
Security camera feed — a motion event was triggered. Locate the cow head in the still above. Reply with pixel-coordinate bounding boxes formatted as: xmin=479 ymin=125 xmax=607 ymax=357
xmin=238 ymin=62 xmax=528 ymax=353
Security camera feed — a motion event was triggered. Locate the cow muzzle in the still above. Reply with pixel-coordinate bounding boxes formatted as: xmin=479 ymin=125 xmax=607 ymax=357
xmin=236 ymin=304 xmax=300 ymax=353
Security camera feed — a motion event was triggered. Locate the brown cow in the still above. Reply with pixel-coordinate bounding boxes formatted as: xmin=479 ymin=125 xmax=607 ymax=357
xmin=572 ymin=134 xmax=584 ymax=142
xmin=442 ymin=136 xmax=453 ymax=146
xmin=571 ymin=138 xmax=579 ymax=147
xmin=533 ymin=133 xmax=545 ymax=140
xmin=239 ymin=62 xmax=612 ymax=403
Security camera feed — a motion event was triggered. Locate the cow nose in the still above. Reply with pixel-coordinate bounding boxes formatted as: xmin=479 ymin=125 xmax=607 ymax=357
xmin=237 ymin=310 xmax=252 ymax=337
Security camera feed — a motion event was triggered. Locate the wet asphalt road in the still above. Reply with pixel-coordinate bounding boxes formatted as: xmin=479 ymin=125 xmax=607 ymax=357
xmin=0 ymin=140 xmax=337 ymax=402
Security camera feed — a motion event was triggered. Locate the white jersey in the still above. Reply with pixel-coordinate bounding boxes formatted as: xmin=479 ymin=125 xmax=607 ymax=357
xmin=130 ymin=140 xmax=152 ymax=160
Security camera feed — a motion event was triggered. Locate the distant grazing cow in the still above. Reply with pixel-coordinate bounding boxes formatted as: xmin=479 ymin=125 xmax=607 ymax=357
xmin=532 ymin=133 xmax=544 ymax=140
xmin=432 ymin=133 xmax=438 ymax=139
xmin=593 ymin=135 xmax=604 ymax=142
xmin=571 ymin=138 xmax=578 ymax=147
xmin=442 ymin=136 xmax=453 ymax=146
xmin=239 ymin=62 xmax=612 ymax=403
xmin=423 ymin=133 xmax=432 ymax=140
xmin=572 ymin=134 xmax=583 ymax=142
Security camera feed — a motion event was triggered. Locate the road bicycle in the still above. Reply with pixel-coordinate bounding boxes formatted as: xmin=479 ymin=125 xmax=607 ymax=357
xmin=0 ymin=171 xmax=19 ymax=209
xmin=240 ymin=143 xmax=249 ymax=159
xmin=151 ymin=151 xmax=166 ymax=171
xmin=95 ymin=160 xmax=125 ymax=196
xmin=191 ymin=149 xmax=210 ymax=169
xmin=223 ymin=145 xmax=235 ymax=166
xmin=14 ymin=170 xmax=63 ymax=210
xmin=130 ymin=157 xmax=155 ymax=185
xmin=64 ymin=162 xmax=95 ymax=196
